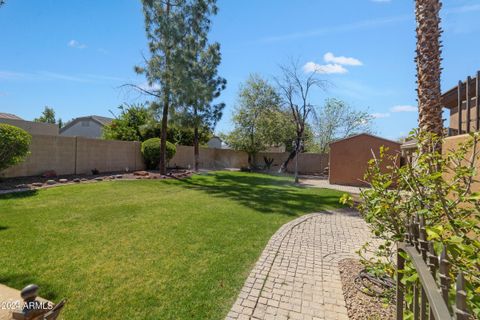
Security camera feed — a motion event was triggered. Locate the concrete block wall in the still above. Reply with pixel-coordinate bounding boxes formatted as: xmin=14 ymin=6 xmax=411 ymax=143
xmin=2 ymin=136 xmax=328 ymax=178
xmin=170 ymin=146 xmax=328 ymax=174
xmin=2 ymin=135 xmax=76 ymax=177
xmin=1 ymin=135 xmax=145 ymax=178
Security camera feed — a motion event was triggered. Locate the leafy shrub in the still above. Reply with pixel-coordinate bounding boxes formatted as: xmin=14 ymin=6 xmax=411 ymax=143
xmin=346 ymin=130 xmax=480 ymax=317
xmin=0 ymin=124 xmax=31 ymax=172
xmin=141 ymin=138 xmax=176 ymax=170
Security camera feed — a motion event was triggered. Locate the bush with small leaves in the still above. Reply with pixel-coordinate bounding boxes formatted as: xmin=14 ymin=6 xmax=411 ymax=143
xmin=346 ymin=130 xmax=480 ymax=318
xmin=141 ymin=138 xmax=176 ymax=170
xmin=0 ymin=124 xmax=31 ymax=172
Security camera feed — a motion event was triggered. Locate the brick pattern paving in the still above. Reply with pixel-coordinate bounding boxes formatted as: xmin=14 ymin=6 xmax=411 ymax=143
xmin=226 ymin=209 xmax=375 ymax=320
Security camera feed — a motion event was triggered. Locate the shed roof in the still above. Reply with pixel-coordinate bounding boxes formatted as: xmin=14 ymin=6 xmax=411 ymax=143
xmin=329 ymin=133 xmax=401 ymax=146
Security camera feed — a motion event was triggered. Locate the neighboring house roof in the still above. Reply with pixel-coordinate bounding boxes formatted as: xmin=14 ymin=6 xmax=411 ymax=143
xmin=60 ymin=115 xmax=113 ymax=133
xmin=329 ymin=133 xmax=401 ymax=146
xmin=0 ymin=112 xmax=23 ymax=120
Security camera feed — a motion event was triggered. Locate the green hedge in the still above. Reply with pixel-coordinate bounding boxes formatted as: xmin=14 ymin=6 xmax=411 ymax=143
xmin=141 ymin=138 xmax=176 ymax=170
xmin=0 ymin=124 xmax=31 ymax=172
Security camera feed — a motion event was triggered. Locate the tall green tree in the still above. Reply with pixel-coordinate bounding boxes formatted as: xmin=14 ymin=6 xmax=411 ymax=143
xmin=134 ymin=0 xmax=192 ymax=174
xmin=134 ymin=0 xmax=222 ymax=174
xmin=224 ymin=74 xmax=292 ymax=166
xmin=34 ymin=106 xmax=56 ymax=124
xmin=176 ymin=0 xmax=226 ymax=171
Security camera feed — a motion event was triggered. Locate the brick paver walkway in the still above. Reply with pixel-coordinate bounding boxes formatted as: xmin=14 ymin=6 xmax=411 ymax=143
xmin=226 ymin=209 xmax=374 ymax=320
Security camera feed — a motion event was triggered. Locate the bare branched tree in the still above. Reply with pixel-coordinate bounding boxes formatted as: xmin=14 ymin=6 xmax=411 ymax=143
xmin=275 ymin=59 xmax=328 ymax=173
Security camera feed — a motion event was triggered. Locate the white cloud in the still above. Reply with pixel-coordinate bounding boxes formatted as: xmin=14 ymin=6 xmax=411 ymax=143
xmin=68 ymin=40 xmax=87 ymax=49
xmin=371 ymin=112 xmax=391 ymax=119
xmin=324 ymin=52 xmax=363 ymax=66
xmin=303 ymin=62 xmax=348 ymax=74
xmin=390 ymin=105 xmax=417 ymax=113
xmin=303 ymin=52 xmax=362 ymax=75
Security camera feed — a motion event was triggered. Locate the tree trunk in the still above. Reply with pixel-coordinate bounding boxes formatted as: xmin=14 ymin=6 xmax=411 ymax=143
xmin=159 ymin=93 xmax=169 ymax=175
xmin=193 ymin=124 xmax=199 ymax=172
xmin=159 ymin=0 xmax=171 ymax=175
xmin=247 ymin=152 xmax=257 ymax=168
xmin=416 ymin=0 xmax=443 ymax=143
xmin=279 ymin=133 xmax=302 ymax=173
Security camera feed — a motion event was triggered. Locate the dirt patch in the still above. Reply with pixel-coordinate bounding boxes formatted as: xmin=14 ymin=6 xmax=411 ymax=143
xmin=0 ymin=169 xmax=194 ymax=192
xmin=339 ymin=258 xmax=395 ymax=320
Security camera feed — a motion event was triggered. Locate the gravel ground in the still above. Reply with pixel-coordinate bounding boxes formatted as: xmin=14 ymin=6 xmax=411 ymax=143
xmin=339 ymin=258 xmax=395 ymax=320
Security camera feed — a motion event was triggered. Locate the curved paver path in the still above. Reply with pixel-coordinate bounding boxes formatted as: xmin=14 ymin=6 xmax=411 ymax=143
xmin=226 ymin=209 xmax=376 ymax=320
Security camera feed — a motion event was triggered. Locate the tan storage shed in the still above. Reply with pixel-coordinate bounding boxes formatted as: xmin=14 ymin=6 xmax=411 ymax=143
xmin=329 ymin=133 xmax=401 ymax=187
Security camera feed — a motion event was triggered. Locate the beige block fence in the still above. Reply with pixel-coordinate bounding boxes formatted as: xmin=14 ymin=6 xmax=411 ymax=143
xmin=2 ymin=135 xmax=144 ymax=178
xmin=1 ymin=135 xmax=328 ymax=178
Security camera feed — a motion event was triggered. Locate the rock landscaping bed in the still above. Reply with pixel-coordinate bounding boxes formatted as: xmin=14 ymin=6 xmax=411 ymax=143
xmin=0 ymin=169 xmax=194 ymax=192
xmin=339 ymin=258 xmax=395 ymax=320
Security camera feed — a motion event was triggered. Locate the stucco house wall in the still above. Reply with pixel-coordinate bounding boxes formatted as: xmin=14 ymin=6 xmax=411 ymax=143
xmin=207 ymin=136 xmax=222 ymax=149
xmin=60 ymin=120 xmax=104 ymax=138
xmin=329 ymin=134 xmax=401 ymax=187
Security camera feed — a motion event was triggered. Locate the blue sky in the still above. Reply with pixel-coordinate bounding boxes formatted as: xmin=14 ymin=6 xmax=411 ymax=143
xmin=1 ymin=0 xmax=479 ymax=140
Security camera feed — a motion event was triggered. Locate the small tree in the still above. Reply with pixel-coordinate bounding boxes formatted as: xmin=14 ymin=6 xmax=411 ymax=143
xmin=313 ymin=98 xmax=373 ymax=153
xmin=346 ymin=131 xmax=480 ymax=317
xmin=103 ymin=103 xmax=153 ymax=141
xmin=34 ymin=106 xmax=57 ymax=124
xmin=0 ymin=124 xmax=31 ymax=172
xmin=224 ymin=74 xmax=292 ymax=167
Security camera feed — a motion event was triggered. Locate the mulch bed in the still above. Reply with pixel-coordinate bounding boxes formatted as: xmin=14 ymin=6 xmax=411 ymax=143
xmin=0 ymin=169 xmax=194 ymax=192
xmin=339 ymin=258 xmax=395 ymax=320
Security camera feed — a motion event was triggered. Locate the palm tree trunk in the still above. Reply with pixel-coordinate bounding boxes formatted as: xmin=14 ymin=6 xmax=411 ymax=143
xmin=416 ymin=0 xmax=443 ymax=142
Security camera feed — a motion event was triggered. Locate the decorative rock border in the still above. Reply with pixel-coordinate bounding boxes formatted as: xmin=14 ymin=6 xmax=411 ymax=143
xmin=0 ymin=170 xmax=194 ymax=195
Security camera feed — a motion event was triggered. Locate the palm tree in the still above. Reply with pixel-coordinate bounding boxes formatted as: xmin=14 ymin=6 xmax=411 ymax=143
xmin=415 ymin=0 xmax=443 ymax=139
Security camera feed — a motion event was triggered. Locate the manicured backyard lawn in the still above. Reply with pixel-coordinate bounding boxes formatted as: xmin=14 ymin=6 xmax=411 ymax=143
xmin=0 ymin=171 xmax=344 ymax=319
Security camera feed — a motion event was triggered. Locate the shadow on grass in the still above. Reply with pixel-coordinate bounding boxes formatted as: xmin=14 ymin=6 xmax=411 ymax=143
xmin=0 ymin=274 xmax=59 ymax=301
xmin=177 ymin=172 xmax=343 ymax=216
xmin=0 ymin=226 xmax=9 ymax=232
xmin=0 ymin=190 xmax=38 ymax=200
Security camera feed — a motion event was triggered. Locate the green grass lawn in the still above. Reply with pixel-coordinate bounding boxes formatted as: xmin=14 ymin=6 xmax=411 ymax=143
xmin=0 ymin=171 xmax=344 ymax=319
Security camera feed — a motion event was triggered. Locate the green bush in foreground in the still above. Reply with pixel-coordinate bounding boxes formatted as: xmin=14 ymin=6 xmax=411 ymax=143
xmin=141 ymin=138 xmax=176 ymax=170
xmin=343 ymin=130 xmax=480 ymax=318
xmin=0 ymin=123 xmax=31 ymax=172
